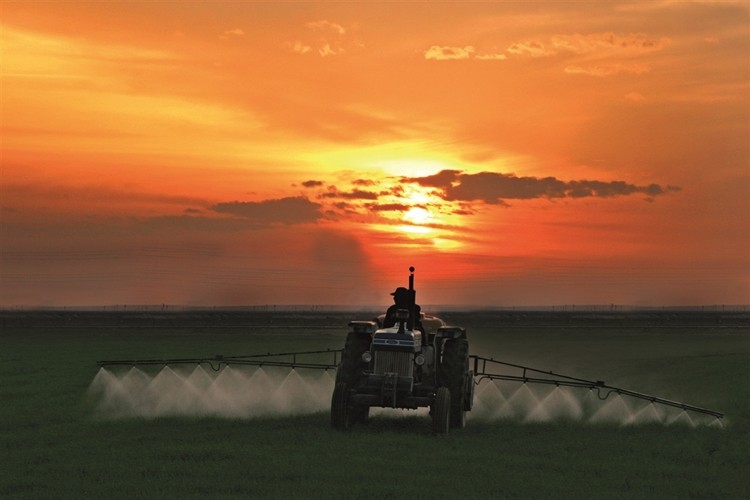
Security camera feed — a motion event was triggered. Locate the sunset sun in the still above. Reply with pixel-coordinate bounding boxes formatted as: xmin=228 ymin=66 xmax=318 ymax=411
xmin=404 ymin=206 xmax=431 ymax=226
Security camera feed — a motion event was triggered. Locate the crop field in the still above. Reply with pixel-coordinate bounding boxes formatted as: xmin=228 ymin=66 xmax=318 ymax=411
xmin=1 ymin=310 xmax=748 ymax=499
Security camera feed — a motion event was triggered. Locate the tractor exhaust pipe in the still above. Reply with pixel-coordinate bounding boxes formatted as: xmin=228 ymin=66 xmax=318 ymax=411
xmin=407 ymin=266 xmax=416 ymax=331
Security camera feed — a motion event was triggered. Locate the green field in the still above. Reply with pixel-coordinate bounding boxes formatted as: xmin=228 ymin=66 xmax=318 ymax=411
xmin=1 ymin=311 xmax=748 ymax=499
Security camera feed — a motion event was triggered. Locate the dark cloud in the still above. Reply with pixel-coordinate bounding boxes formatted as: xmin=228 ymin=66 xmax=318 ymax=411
xmin=402 ymin=170 xmax=678 ymax=204
xmin=403 ymin=169 xmax=461 ymax=189
xmin=319 ymin=187 xmax=379 ymax=200
xmin=352 ymin=179 xmax=377 ymax=187
xmin=452 ymin=203 xmax=477 ymax=215
xmin=302 ymin=180 xmax=324 ymax=188
xmin=212 ymin=196 xmax=322 ymax=224
xmin=366 ymin=202 xmax=411 ymax=212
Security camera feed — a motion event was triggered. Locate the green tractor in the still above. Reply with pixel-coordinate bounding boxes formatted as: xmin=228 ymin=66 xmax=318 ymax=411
xmin=331 ymin=267 xmax=474 ymax=434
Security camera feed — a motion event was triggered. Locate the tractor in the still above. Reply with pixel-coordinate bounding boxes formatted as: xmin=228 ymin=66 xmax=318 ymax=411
xmin=331 ymin=267 xmax=474 ymax=433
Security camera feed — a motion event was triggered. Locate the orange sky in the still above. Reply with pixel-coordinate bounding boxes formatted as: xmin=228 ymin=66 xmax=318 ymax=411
xmin=1 ymin=1 xmax=748 ymax=307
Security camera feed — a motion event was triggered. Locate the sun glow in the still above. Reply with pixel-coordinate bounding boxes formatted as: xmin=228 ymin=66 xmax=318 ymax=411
xmin=396 ymin=184 xmax=442 ymax=235
xmin=404 ymin=206 xmax=431 ymax=225
xmin=398 ymin=224 xmax=431 ymax=235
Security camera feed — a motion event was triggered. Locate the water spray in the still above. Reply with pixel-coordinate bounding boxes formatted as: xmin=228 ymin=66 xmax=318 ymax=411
xmin=91 ymin=353 xmax=342 ymax=419
xmin=91 ymin=348 xmax=724 ymax=426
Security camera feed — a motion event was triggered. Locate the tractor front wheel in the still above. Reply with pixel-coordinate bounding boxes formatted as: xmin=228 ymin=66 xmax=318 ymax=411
xmin=439 ymin=338 xmax=469 ymax=429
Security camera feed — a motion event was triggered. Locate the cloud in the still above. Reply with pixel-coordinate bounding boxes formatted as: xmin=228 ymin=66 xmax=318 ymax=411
xmin=564 ymin=63 xmax=650 ymax=77
xmin=286 ymin=40 xmax=312 ymax=55
xmin=424 ymin=45 xmax=507 ymax=61
xmin=319 ymin=187 xmax=378 ymax=200
xmin=301 ymin=180 xmax=324 ymax=188
xmin=424 ymin=45 xmax=475 ymax=60
xmin=402 ymin=170 xmax=679 ymax=204
xmin=508 ymin=32 xmax=671 ymax=59
xmin=475 ymin=52 xmax=507 ymax=61
xmin=366 ymin=202 xmax=411 ymax=212
xmin=287 ymin=19 xmax=361 ymax=57
xmin=507 ymin=41 xmax=555 ymax=58
xmin=401 ymin=169 xmax=462 ymax=189
xmin=211 ymin=196 xmax=322 ymax=224
xmin=352 ymin=179 xmax=377 ymax=187
xmin=219 ymin=28 xmax=245 ymax=40
xmin=307 ymin=20 xmax=346 ymax=35
xmin=318 ymin=43 xmax=341 ymax=58
xmin=426 ymin=32 xmax=668 ymax=66
xmin=505 ymin=33 xmax=670 ymax=76
xmin=550 ymin=33 xmax=671 ymax=55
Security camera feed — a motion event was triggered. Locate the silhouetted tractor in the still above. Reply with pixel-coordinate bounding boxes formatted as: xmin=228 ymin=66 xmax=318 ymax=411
xmin=331 ymin=267 xmax=474 ymax=434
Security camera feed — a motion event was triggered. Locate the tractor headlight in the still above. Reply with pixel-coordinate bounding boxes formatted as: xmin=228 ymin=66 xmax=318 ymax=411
xmin=361 ymin=352 xmax=372 ymax=363
xmin=414 ymin=354 xmax=425 ymax=366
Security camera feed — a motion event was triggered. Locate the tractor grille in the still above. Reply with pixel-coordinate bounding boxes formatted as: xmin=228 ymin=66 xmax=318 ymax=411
xmin=373 ymin=350 xmax=412 ymax=377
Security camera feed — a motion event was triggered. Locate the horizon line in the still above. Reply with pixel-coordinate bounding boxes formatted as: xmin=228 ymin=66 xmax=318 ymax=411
xmin=2 ymin=304 xmax=749 ymax=312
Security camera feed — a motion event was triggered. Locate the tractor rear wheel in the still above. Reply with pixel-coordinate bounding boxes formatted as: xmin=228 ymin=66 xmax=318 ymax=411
xmin=439 ymin=338 xmax=469 ymax=429
xmin=431 ymin=386 xmax=451 ymax=434
xmin=331 ymin=382 xmax=350 ymax=430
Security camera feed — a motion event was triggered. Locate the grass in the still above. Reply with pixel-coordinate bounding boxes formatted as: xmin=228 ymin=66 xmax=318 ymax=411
xmin=1 ymin=313 xmax=748 ymax=499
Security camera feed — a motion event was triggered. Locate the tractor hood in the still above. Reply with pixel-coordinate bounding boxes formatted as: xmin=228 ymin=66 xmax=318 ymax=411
xmin=372 ymin=327 xmax=422 ymax=352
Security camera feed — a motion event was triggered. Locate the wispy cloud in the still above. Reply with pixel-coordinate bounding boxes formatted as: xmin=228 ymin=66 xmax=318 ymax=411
xmin=475 ymin=52 xmax=507 ymax=61
xmin=564 ymin=63 xmax=650 ymax=77
xmin=219 ymin=28 xmax=245 ymax=40
xmin=428 ymin=32 xmax=669 ymax=72
xmin=307 ymin=20 xmax=346 ymax=35
xmin=1 ymin=24 xmax=181 ymax=79
xmin=509 ymin=32 xmax=670 ymax=58
xmin=286 ymin=40 xmax=312 ymax=55
xmin=507 ymin=32 xmax=670 ymax=77
xmin=424 ymin=45 xmax=506 ymax=61
xmin=507 ymin=41 xmax=555 ymax=58
xmin=550 ymin=33 xmax=671 ymax=55
xmin=424 ymin=45 xmax=475 ymax=60
xmin=286 ymin=19 xmax=362 ymax=57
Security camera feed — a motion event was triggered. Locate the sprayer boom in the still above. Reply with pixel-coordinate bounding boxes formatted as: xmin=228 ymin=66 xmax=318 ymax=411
xmin=472 ymin=356 xmax=724 ymax=420
xmin=97 ymin=349 xmax=342 ymax=372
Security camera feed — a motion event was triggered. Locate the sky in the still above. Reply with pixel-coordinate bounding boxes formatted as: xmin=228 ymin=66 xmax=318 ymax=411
xmin=1 ymin=1 xmax=748 ymax=308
